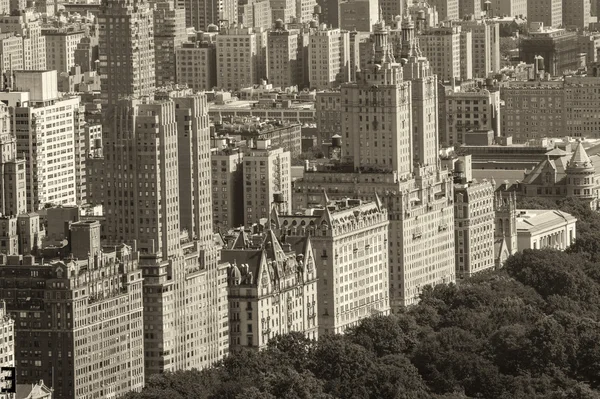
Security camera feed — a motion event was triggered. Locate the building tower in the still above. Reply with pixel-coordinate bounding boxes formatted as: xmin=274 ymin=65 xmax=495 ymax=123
xmin=398 ymin=13 xmax=438 ymax=171
xmin=99 ymin=0 xmax=228 ymax=379
xmin=98 ymin=0 xmax=155 ymax=106
xmin=317 ymin=20 xmax=455 ymax=309
xmin=0 ymin=103 xmax=25 ymax=217
xmin=153 ymin=0 xmax=187 ymax=87
xmin=342 ymin=21 xmax=412 ymax=175
xmin=494 ymin=190 xmax=517 ymax=259
xmin=566 ymin=141 xmax=597 ymax=205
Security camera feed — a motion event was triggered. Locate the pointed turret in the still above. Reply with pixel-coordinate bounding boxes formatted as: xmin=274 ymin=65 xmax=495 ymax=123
xmin=566 ymin=141 xmax=596 ymax=200
xmin=569 ymin=141 xmax=593 ymax=169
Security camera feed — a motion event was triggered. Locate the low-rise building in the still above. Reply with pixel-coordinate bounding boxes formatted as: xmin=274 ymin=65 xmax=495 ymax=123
xmin=273 ymin=196 xmax=390 ymax=335
xmin=221 ymin=228 xmax=318 ymax=349
xmin=515 ymin=141 xmax=600 ymax=209
xmin=516 ymin=209 xmax=577 ymax=251
xmin=208 ymin=93 xmax=316 ymax=125
xmin=0 ymin=222 xmax=145 ymax=399
xmin=215 ymin=118 xmax=302 ymax=157
xmin=443 ymin=84 xmax=500 ymax=146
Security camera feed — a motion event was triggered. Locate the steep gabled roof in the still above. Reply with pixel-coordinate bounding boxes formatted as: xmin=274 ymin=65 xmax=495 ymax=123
xmin=231 ymin=228 xmax=250 ymax=249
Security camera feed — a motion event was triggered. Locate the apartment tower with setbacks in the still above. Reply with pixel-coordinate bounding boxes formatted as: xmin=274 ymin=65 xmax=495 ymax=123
xmin=294 ymin=17 xmax=455 ymax=309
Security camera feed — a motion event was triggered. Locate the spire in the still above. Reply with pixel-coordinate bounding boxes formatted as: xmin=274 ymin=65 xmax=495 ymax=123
xmin=374 ymin=191 xmax=383 ymax=211
xmin=322 ymin=188 xmax=330 ymax=205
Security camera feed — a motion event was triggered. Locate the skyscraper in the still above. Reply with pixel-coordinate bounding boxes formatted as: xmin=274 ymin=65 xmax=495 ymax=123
xmin=295 ymin=19 xmax=455 ymax=309
xmin=308 ymin=25 xmax=350 ymax=89
xmin=0 ymin=11 xmax=46 ymax=71
xmin=0 ymin=71 xmax=79 ymax=212
xmin=98 ymin=0 xmax=155 ymax=106
xmin=268 ymin=23 xmax=302 ymax=88
xmin=528 ymin=0 xmax=562 ymax=27
xmin=153 ymin=0 xmax=187 ymax=87
xmin=99 ymin=0 xmax=228 ymax=377
xmin=427 ymin=0 xmax=459 ymax=21
xmin=216 ymin=25 xmax=268 ymax=90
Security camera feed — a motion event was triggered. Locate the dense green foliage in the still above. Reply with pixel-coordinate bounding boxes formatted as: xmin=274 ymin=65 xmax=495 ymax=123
xmin=124 ymin=198 xmax=600 ymax=399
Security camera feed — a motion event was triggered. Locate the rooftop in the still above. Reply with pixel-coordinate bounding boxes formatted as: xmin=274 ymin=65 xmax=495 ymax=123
xmin=516 ymin=209 xmax=577 ymax=234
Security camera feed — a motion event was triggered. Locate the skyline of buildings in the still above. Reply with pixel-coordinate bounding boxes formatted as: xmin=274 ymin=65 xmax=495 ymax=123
xmin=0 ymin=0 xmax=595 ymax=396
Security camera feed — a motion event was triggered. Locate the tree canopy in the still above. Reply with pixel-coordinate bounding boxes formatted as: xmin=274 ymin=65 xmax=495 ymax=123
xmin=125 ymin=198 xmax=600 ymax=399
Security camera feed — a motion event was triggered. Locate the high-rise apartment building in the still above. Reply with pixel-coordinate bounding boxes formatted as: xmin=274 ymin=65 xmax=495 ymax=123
xmin=222 ymin=228 xmax=319 ymax=348
xmin=76 ymin=121 xmax=101 ymax=205
xmin=0 ymin=71 xmax=78 ymax=212
xmin=0 ymin=301 xmax=14 ymax=367
xmin=308 ymin=25 xmax=349 ymax=89
xmin=296 ymin=0 xmax=316 ymax=23
xmin=271 ymin=0 xmax=296 ymax=22
xmin=42 ymin=27 xmax=85 ymax=74
xmin=379 ymin=0 xmax=402 ymax=24
xmin=0 ymin=32 xmax=23 ymax=88
xmin=316 ymin=0 xmax=340 ymax=28
xmin=487 ymin=0 xmax=527 ymax=17
xmin=295 ymin=20 xmax=455 ymax=309
xmin=239 ymin=0 xmax=273 ymax=29
xmin=0 ymin=103 xmax=26 ymax=217
xmin=0 ymin=11 xmax=46 ymax=71
xmin=101 ymin=94 xmax=228 ymax=375
xmin=176 ymin=31 xmax=218 ymax=91
xmin=153 ymin=1 xmax=187 ymax=87
xmin=99 ymin=0 xmax=228 ymax=377
xmin=528 ymin=0 xmax=562 ymax=27
xmin=315 ymin=90 xmax=342 ymax=140
xmin=339 ymin=0 xmax=378 ymax=32
xmin=428 ymin=0 xmax=459 ymax=21
xmin=274 ymin=197 xmax=389 ymax=334
xmin=98 ymin=0 xmax=155 ymax=106
xmin=455 ymin=19 xmax=500 ymax=78
xmin=243 ymin=141 xmax=291 ymax=225
xmin=563 ymin=76 xmax=600 ymax=138
xmin=501 ymin=80 xmax=564 ymax=142
xmin=268 ymin=24 xmax=302 ymax=88
xmin=419 ymin=24 xmax=472 ymax=82
xmin=562 ymin=0 xmax=590 ymax=30
xmin=519 ymin=26 xmax=579 ymax=76
xmin=180 ymin=0 xmax=237 ymax=30
xmin=408 ymin=1 xmax=439 ymax=30
xmin=211 ymin=141 xmax=244 ymax=233
xmin=0 ymin=230 xmax=145 ymax=399
xmin=451 ymin=155 xmax=495 ymax=278
xmin=216 ymin=25 xmax=268 ymax=90
xmin=459 ymin=0 xmax=481 ymax=18
xmin=442 ymin=85 xmax=501 ymax=145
